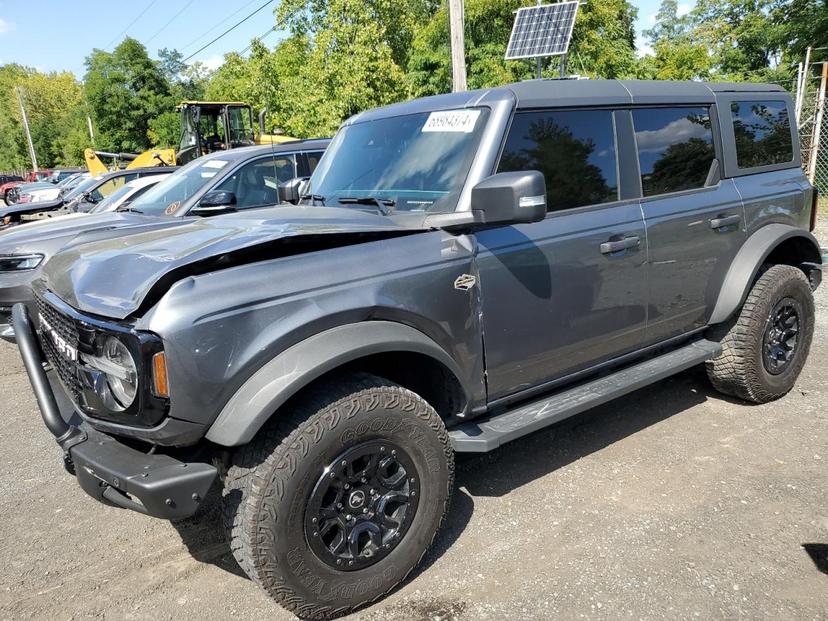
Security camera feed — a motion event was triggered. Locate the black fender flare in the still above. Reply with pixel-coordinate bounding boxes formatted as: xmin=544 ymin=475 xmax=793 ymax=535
xmin=709 ymin=224 xmax=822 ymax=324
xmin=205 ymin=320 xmax=469 ymax=446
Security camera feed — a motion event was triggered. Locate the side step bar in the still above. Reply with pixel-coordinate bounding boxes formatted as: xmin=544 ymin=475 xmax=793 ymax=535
xmin=450 ymin=339 xmax=722 ymax=453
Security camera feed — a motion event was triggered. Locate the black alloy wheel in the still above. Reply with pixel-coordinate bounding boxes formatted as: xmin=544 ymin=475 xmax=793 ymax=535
xmin=762 ymin=297 xmax=801 ymax=374
xmin=305 ymin=440 xmax=420 ymax=571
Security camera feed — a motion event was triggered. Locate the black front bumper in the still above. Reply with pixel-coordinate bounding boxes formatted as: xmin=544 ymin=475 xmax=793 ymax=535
xmin=12 ymin=304 xmax=217 ymax=520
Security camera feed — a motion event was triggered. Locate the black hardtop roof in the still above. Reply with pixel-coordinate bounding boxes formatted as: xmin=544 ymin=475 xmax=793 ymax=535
xmin=349 ymin=79 xmax=789 ymax=123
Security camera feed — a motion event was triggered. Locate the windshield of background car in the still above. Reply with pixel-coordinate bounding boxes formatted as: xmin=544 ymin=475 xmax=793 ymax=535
xmin=128 ymin=157 xmax=231 ymax=216
xmin=63 ymin=175 xmax=104 ymax=201
xmin=307 ymin=108 xmax=490 ymax=213
xmin=89 ymin=182 xmax=137 ymax=213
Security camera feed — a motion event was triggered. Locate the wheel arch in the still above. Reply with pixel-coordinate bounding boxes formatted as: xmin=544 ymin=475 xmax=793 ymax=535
xmin=709 ymin=224 xmax=822 ymax=325
xmin=205 ymin=320 xmax=472 ymax=447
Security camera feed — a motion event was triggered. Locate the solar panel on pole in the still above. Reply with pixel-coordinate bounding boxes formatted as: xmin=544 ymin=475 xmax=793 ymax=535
xmin=504 ymin=2 xmax=580 ymax=61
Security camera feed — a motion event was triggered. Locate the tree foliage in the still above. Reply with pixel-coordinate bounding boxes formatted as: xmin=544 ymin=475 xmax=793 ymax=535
xmin=2 ymin=0 xmax=827 ymax=173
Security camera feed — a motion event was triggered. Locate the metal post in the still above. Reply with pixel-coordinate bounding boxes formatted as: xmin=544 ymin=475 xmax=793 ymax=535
xmin=15 ymin=86 xmax=38 ymax=172
xmin=796 ymin=47 xmax=812 ymax=123
xmin=795 ymin=62 xmax=804 ymax=124
xmin=448 ymin=0 xmax=467 ymax=92
xmin=86 ymin=115 xmax=95 ymax=144
xmin=806 ymin=61 xmax=827 ymax=184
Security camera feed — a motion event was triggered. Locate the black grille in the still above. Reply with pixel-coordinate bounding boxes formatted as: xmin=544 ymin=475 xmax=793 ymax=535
xmin=35 ymin=294 xmax=83 ymax=404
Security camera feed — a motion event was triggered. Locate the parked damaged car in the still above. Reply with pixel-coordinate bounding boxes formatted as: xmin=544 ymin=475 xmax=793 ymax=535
xmin=12 ymin=80 xmax=822 ymax=618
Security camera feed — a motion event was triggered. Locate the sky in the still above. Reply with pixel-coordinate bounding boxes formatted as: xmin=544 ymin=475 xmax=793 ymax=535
xmin=0 ymin=0 xmax=689 ymax=78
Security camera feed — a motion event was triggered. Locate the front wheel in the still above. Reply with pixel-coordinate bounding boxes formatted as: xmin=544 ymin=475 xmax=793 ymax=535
xmin=706 ymin=264 xmax=815 ymax=403
xmin=223 ymin=373 xmax=454 ymax=619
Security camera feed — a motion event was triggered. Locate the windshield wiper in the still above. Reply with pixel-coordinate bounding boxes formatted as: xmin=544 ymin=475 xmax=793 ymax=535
xmin=116 ymin=206 xmax=144 ymax=214
xmin=337 ymin=196 xmax=396 ymax=216
xmin=300 ymin=193 xmax=326 ymax=206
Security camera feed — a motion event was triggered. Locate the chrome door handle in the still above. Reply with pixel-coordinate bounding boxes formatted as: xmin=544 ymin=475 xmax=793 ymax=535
xmin=710 ymin=214 xmax=741 ymax=230
xmin=600 ymin=236 xmax=640 ymax=254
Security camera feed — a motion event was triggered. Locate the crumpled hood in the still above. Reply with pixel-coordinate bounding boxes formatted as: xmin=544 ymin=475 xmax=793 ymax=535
xmin=43 ymin=206 xmax=424 ymax=319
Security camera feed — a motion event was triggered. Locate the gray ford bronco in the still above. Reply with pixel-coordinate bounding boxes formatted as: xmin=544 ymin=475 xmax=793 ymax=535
xmin=14 ymin=80 xmax=822 ymax=619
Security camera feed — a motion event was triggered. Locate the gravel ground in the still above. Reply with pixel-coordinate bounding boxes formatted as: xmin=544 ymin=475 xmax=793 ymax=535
xmin=1 ymin=220 xmax=827 ymax=621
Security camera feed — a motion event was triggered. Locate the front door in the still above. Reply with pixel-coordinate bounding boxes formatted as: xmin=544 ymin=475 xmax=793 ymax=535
xmin=477 ymin=108 xmax=648 ymax=401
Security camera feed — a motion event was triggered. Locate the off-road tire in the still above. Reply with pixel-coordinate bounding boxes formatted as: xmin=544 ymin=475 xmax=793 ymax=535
xmin=222 ymin=373 xmax=454 ymax=619
xmin=706 ymin=264 xmax=814 ymax=403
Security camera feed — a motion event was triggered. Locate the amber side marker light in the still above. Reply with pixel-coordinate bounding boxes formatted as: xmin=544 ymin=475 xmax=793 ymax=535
xmin=152 ymin=352 xmax=170 ymax=398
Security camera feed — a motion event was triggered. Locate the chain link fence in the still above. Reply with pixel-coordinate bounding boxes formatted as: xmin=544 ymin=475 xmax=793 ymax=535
xmin=799 ymin=69 xmax=827 ymax=195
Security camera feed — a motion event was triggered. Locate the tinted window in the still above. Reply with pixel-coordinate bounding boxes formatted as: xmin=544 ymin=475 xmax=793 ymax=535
xmin=730 ymin=100 xmax=793 ymax=169
xmin=633 ymin=107 xmax=715 ymax=196
xmin=498 ymin=109 xmax=618 ymax=211
xmin=310 ymin=109 xmax=489 ymax=213
xmin=274 ymin=154 xmax=296 ymax=184
xmin=214 ymin=157 xmax=278 ymax=210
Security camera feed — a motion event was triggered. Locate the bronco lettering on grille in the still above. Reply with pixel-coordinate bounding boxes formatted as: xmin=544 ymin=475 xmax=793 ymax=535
xmin=38 ymin=313 xmax=78 ymax=362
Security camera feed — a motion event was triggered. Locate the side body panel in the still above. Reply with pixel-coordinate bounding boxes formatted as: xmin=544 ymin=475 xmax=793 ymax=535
xmin=642 ymin=180 xmax=746 ymax=342
xmin=139 ymin=230 xmax=486 ymax=427
xmin=475 ymin=202 xmax=648 ymax=400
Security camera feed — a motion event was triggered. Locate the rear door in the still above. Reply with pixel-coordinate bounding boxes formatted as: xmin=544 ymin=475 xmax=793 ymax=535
xmin=716 ymin=95 xmax=808 ymax=234
xmin=633 ymin=105 xmax=746 ymax=343
xmin=477 ymin=108 xmax=648 ymax=401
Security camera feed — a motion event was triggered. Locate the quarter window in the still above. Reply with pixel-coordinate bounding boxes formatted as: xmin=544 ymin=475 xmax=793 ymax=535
xmin=632 ymin=107 xmax=715 ymax=197
xmin=730 ymin=100 xmax=793 ymax=169
xmin=498 ymin=110 xmax=618 ymax=211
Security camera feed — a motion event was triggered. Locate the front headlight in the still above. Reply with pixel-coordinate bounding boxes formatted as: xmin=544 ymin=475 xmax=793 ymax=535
xmin=82 ymin=336 xmax=138 ymax=411
xmin=0 ymin=254 xmax=44 ymax=272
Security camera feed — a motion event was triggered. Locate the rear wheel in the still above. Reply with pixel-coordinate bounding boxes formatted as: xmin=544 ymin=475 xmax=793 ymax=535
xmin=223 ymin=373 xmax=454 ymax=619
xmin=706 ymin=264 xmax=814 ymax=403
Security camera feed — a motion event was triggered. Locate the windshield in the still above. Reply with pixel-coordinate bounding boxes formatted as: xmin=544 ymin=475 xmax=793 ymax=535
xmin=89 ymin=182 xmax=137 ymax=213
xmin=307 ymin=108 xmax=489 ymax=213
xmin=128 ymin=156 xmax=231 ymax=216
xmin=63 ymin=175 xmax=104 ymax=201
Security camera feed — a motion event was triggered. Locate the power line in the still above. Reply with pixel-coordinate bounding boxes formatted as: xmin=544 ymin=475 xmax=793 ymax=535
xmin=184 ymin=0 xmax=276 ymax=62
xmin=145 ymin=0 xmax=198 ymax=46
xmin=103 ymin=0 xmax=159 ymax=50
xmin=180 ymin=0 xmax=260 ymax=52
xmin=240 ymin=26 xmax=277 ymax=55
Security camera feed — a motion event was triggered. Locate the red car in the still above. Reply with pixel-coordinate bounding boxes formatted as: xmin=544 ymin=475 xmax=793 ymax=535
xmin=1 ymin=171 xmax=52 ymax=204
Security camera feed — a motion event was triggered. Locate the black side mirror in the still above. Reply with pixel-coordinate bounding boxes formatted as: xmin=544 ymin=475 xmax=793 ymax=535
xmin=191 ymin=190 xmax=237 ymax=216
xmin=470 ymin=171 xmax=547 ymax=225
xmin=278 ymin=177 xmax=309 ymax=204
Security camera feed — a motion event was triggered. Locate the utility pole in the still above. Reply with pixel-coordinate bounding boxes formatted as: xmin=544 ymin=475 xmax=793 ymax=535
xmin=448 ymin=0 xmax=467 ymax=92
xmin=15 ymin=86 xmax=38 ymax=172
xmin=87 ymin=115 xmax=95 ymax=144
xmin=806 ymin=61 xmax=827 ymax=184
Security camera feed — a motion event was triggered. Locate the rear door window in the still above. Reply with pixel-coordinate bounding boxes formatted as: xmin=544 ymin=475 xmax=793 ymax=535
xmin=632 ymin=107 xmax=715 ymax=197
xmin=730 ymin=100 xmax=793 ymax=169
xmin=498 ymin=109 xmax=618 ymax=211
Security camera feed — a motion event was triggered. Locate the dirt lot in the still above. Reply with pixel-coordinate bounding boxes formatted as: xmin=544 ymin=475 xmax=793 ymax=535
xmin=1 ymin=222 xmax=827 ymax=621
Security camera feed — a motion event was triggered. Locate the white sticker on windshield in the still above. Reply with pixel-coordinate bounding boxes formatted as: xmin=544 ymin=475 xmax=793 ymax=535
xmin=422 ymin=110 xmax=481 ymax=133
xmin=200 ymin=172 xmax=218 ymax=178
xmin=203 ymin=159 xmax=228 ymax=169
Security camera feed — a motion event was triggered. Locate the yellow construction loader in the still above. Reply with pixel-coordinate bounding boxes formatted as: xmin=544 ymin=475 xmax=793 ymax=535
xmin=85 ymin=101 xmax=296 ymax=174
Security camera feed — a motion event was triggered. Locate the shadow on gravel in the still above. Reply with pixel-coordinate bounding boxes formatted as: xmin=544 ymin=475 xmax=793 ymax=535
xmin=171 ymin=502 xmax=247 ymax=579
xmin=802 ymin=543 xmax=828 ymax=575
xmin=457 ymin=366 xmax=716 ymax=497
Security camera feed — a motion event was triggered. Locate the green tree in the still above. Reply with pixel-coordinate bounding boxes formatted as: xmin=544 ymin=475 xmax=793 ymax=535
xmin=407 ymin=0 xmax=639 ymax=98
xmin=84 ymin=38 xmax=175 ymax=152
xmin=0 ymin=64 xmax=88 ymax=170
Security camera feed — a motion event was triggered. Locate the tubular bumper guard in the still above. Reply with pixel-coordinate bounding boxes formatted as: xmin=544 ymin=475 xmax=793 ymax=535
xmin=12 ymin=303 xmax=217 ymax=520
